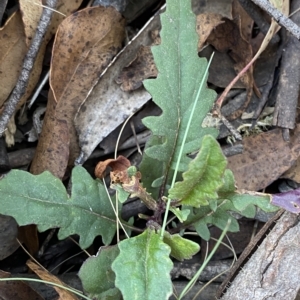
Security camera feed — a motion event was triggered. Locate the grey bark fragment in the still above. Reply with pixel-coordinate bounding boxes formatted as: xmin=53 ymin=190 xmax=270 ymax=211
xmin=220 ymin=212 xmax=300 ymax=300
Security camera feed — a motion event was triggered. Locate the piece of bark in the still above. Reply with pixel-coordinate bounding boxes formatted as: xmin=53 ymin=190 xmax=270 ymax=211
xmin=218 ymin=210 xmax=300 ymax=300
xmin=272 ymin=0 xmax=300 ymax=130
xmin=216 ymin=209 xmax=283 ymax=298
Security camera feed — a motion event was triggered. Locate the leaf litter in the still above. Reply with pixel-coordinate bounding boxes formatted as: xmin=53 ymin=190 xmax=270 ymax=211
xmin=1 ymin=0 xmax=300 ymax=298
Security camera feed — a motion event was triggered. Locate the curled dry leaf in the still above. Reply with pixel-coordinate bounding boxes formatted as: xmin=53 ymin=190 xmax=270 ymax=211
xmin=32 ymin=6 xmax=125 ymax=177
xmin=227 ymin=125 xmax=300 ymax=191
xmin=95 ymin=155 xmax=131 ymax=179
xmin=95 ymin=155 xmax=156 ymax=209
xmin=197 ymin=13 xmax=224 ymax=51
xmin=74 ymin=12 xmax=162 ymax=164
xmin=198 ymin=15 xmax=253 ymax=91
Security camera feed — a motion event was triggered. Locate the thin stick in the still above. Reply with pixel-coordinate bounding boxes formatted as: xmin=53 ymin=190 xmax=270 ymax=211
xmin=251 ymin=0 xmax=300 ymax=39
xmin=0 ymin=0 xmax=57 ymax=135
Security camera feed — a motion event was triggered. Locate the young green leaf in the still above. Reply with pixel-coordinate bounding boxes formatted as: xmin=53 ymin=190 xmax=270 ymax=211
xmin=168 ymin=135 xmax=227 ymax=207
xmin=79 ymin=245 xmax=121 ymax=300
xmin=112 ymin=229 xmax=173 ymax=300
xmin=140 ymin=0 xmax=218 ymax=195
xmin=0 ymin=166 xmax=119 ymax=249
xmin=162 ymin=231 xmax=200 ymax=261
xmin=183 ymin=169 xmax=278 ymax=240
xmin=217 ymin=170 xmax=278 ymax=215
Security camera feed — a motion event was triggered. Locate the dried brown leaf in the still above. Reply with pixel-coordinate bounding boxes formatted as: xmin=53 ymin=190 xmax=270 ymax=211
xmin=17 ymin=0 xmax=84 ymax=110
xmin=32 ymin=6 xmax=125 ymax=176
xmin=227 ymin=126 xmax=300 ymax=191
xmin=19 ymin=0 xmax=43 ymax=47
xmin=206 ymin=18 xmax=253 ymax=90
xmin=51 ymin=6 xmax=125 ymax=163
xmin=197 ymin=2 xmax=260 ymax=119
xmin=74 ymin=12 xmax=161 ymax=164
xmin=95 ymin=155 xmax=131 ymax=179
xmin=27 ymin=260 xmax=79 ymax=300
xmin=0 ymin=1 xmax=83 ymax=111
xmin=196 ymin=13 xmax=224 ymax=51
xmin=232 ymin=0 xmax=253 ymax=42
xmin=0 ymin=11 xmax=27 ymax=107
xmin=30 ymin=91 xmax=69 ymax=179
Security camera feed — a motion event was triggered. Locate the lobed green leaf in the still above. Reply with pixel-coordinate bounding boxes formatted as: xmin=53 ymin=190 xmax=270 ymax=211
xmin=0 ymin=167 xmax=119 ymax=249
xmin=140 ymin=0 xmax=218 ymax=197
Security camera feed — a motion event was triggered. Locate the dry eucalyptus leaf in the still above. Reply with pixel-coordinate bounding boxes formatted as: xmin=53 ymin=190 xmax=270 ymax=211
xmin=74 ymin=12 xmax=162 ymax=164
xmin=30 ymin=91 xmax=69 ymax=179
xmin=50 ymin=6 xmax=125 ymax=164
xmin=19 ymin=0 xmax=43 ymax=47
xmin=227 ymin=126 xmax=300 ymax=191
xmin=33 ymin=5 xmax=125 ymax=176
xmin=0 ymin=11 xmax=27 ymax=107
xmin=17 ymin=0 xmax=84 ymax=110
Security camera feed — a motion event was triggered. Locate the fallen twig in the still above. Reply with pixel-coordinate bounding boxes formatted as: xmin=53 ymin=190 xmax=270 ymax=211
xmin=0 ymin=0 xmax=57 ymax=136
xmin=251 ymin=0 xmax=300 ymax=39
